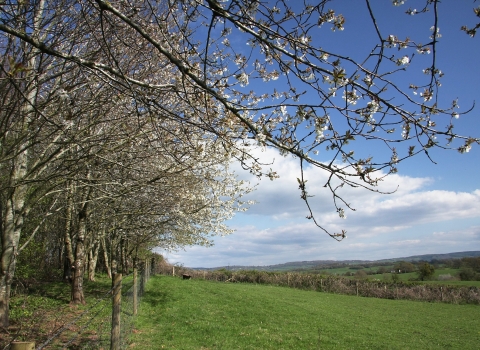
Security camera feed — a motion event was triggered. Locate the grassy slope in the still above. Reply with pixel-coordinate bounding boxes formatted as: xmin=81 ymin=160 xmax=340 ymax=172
xmin=131 ymin=276 xmax=480 ymax=350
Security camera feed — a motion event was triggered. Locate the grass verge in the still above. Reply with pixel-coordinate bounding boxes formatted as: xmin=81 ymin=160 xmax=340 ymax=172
xmin=131 ymin=276 xmax=480 ymax=349
xmin=2 ymin=274 xmax=134 ymax=349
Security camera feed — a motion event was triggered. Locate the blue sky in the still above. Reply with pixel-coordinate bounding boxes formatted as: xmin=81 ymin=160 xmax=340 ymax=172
xmin=163 ymin=1 xmax=480 ymax=268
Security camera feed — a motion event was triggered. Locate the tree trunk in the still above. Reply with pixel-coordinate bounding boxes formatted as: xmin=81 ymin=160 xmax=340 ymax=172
xmin=88 ymin=240 xmax=100 ymax=281
xmin=71 ymin=179 xmax=92 ymax=305
xmin=0 ymin=135 xmax=30 ymax=327
xmin=71 ymin=205 xmax=87 ymax=304
xmin=101 ymin=236 xmax=112 ymax=279
xmin=0 ymin=37 xmax=39 ymax=325
xmin=63 ymin=181 xmax=75 ymax=282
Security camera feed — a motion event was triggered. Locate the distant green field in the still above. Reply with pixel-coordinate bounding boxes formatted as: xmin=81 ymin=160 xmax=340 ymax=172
xmin=318 ymin=266 xmax=480 ymax=287
xmin=364 ymin=268 xmax=480 ymax=287
xmin=130 ymin=276 xmax=480 ymax=349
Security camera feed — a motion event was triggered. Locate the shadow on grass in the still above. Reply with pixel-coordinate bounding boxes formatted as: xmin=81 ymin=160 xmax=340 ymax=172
xmin=140 ymin=289 xmax=174 ymax=308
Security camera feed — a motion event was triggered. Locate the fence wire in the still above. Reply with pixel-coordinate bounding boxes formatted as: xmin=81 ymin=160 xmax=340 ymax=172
xmin=33 ymin=267 xmax=150 ymax=350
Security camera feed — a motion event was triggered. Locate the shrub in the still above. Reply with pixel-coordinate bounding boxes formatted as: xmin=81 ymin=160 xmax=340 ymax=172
xmin=458 ymin=268 xmax=480 ymax=281
xmin=354 ymin=270 xmax=368 ymax=279
xmin=377 ymin=266 xmax=389 ymax=274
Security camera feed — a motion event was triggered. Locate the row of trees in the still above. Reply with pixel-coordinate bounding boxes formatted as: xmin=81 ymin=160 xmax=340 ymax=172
xmin=1 ymin=0 xmax=478 ymax=327
xmin=0 ymin=0 xmax=255 ymax=326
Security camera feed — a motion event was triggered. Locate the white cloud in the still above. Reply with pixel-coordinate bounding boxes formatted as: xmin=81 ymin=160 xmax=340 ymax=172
xmin=163 ymin=147 xmax=480 ymax=268
xmin=234 ymin=147 xmax=480 ymax=231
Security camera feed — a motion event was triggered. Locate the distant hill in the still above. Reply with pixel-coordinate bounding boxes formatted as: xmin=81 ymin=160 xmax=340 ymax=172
xmin=194 ymin=251 xmax=480 ymax=271
xmin=375 ymin=251 xmax=480 ymax=263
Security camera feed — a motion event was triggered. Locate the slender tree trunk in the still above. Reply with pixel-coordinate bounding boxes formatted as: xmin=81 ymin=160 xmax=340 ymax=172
xmin=120 ymin=236 xmax=130 ymax=274
xmin=64 ymin=181 xmax=75 ymax=282
xmin=88 ymin=239 xmax=100 ymax=281
xmin=71 ymin=178 xmax=92 ymax=305
xmin=71 ymin=203 xmax=87 ymax=304
xmin=101 ymin=236 xmax=112 ymax=279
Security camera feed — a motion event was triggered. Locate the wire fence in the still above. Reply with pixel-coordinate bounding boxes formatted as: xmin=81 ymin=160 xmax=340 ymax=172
xmin=159 ymin=265 xmax=480 ymax=305
xmin=22 ymin=263 xmax=153 ymax=350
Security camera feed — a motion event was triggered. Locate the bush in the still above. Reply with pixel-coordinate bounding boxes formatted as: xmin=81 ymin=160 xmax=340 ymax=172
xmin=377 ymin=266 xmax=389 ymax=274
xmin=458 ymin=268 xmax=480 ymax=281
xmin=354 ymin=270 xmax=368 ymax=279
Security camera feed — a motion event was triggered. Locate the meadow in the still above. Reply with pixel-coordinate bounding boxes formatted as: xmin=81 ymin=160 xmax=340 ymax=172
xmin=317 ymin=266 xmax=480 ymax=287
xmin=130 ymin=276 xmax=480 ymax=349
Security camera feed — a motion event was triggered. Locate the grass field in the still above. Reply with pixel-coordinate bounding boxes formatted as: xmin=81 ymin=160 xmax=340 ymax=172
xmin=367 ymin=268 xmax=480 ymax=287
xmin=130 ymin=276 xmax=480 ymax=349
xmin=323 ymin=266 xmax=480 ymax=287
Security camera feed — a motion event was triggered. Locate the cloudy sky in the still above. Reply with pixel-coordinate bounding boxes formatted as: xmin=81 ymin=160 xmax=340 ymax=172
xmin=162 ymin=1 xmax=480 ymax=268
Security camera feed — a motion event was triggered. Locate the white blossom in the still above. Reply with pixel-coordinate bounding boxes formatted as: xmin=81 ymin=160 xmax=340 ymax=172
xmin=396 ymin=55 xmax=410 ymax=66
xmin=236 ymin=72 xmax=249 ymax=87
xmin=342 ymin=89 xmax=360 ymax=105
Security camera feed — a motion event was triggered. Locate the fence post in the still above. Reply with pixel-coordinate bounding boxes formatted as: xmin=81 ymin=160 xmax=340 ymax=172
xmin=111 ymin=273 xmax=122 ymax=350
xmin=133 ymin=267 xmax=138 ymax=316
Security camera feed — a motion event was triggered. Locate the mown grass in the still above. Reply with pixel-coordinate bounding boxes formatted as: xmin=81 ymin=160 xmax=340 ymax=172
xmin=130 ymin=276 xmax=480 ymax=349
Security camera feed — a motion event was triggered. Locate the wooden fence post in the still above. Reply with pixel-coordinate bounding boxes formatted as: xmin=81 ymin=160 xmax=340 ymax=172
xmin=133 ymin=267 xmax=138 ymax=316
xmin=111 ymin=273 xmax=122 ymax=350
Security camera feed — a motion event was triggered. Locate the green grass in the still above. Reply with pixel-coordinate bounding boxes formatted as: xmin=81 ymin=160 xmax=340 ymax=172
xmin=367 ymin=268 xmax=480 ymax=287
xmin=3 ymin=273 xmax=135 ymax=349
xmin=131 ymin=276 xmax=480 ymax=349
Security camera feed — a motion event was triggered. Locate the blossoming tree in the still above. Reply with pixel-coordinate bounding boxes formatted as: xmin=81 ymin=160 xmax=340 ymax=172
xmin=1 ymin=0 xmax=479 ymax=325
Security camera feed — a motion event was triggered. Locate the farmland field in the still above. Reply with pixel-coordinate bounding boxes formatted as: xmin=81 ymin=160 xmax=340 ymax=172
xmin=130 ymin=276 xmax=480 ymax=349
